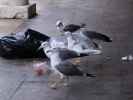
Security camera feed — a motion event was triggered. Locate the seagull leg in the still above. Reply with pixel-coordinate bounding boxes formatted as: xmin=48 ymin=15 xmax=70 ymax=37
xmin=48 ymin=72 xmax=60 ymax=89
xmin=58 ymin=73 xmax=69 ymax=87
xmin=49 ymin=82 xmax=57 ymax=89
xmin=63 ymin=76 xmax=69 ymax=87
xmin=60 ymin=73 xmax=65 ymax=80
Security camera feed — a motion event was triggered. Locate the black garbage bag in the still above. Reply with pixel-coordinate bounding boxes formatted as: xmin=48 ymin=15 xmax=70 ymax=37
xmin=0 ymin=29 xmax=50 ymax=59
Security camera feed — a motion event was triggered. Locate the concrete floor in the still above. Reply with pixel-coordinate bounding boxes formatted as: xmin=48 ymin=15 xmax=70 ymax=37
xmin=0 ymin=0 xmax=133 ymax=100
xmin=0 ymin=19 xmax=23 ymax=34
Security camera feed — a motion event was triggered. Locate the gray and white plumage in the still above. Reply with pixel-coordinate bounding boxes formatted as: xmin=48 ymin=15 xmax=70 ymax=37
xmin=55 ymin=60 xmax=95 ymax=77
xmin=40 ymin=33 xmax=99 ymax=56
xmin=65 ymin=32 xmax=102 ymax=55
xmin=48 ymin=35 xmax=68 ymax=49
xmin=39 ymin=42 xmax=94 ymax=77
xmin=39 ymin=42 xmax=95 ymax=88
xmin=56 ymin=20 xmax=86 ymax=33
xmin=46 ymin=48 xmax=95 ymax=78
xmin=39 ymin=42 xmax=81 ymax=73
xmin=56 ymin=20 xmax=112 ymax=42
xmin=39 ymin=41 xmax=51 ymax=58
xmin=39 ymin=41 xmax=81 ymax=59
xmin=40 ymin=32 xmax=102 ymax=57
xmin=75 ymin=30 xmax=112 ymax=42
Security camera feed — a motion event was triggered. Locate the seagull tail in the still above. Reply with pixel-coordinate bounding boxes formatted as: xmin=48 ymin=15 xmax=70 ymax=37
xmin=84 ymin=31 xmax=112 ymax=42
xmin=80 ymin=23 xmax=86 ymax=28
xmin=84 ymin=73 xmax=96 ymax=77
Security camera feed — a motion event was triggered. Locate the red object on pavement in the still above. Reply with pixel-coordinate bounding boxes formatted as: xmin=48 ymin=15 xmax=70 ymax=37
xmin=33 ymin=62 xmax=48 ymax=76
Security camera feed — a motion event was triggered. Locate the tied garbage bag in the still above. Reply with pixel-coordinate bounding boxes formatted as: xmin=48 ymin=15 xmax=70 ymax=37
xmin=0 ymin=29 xmax=50 ymax=59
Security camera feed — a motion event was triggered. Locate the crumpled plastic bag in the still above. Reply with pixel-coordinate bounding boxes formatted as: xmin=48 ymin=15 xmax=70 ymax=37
xmin=0 ymin=29 xmax=50 ymax=59
xmin=33 ymin=62 xmax=50 ymax=76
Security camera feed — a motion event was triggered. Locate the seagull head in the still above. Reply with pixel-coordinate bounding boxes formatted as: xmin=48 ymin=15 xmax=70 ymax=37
xmin=39 ymin=42 xmax=60 ymax=58
xmin=56 ymin=20 xmax=64 ymax=31
xmin=45 ymin=48 xmax=62 ymax=59
xmin=39 ymin=41 xmax=49 ymax=50
xmin=39 ymin=41 xmax=52 ymax=57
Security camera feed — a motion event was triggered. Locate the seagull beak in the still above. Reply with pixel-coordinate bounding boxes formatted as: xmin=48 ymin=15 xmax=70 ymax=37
xmin=38 ymin=45 xmax=43 ymax=50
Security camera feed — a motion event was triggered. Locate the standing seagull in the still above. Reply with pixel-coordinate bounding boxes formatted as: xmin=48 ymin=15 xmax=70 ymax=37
xmin=56 ymin=20 xmax=86 ymax=33
xmin=56 ymin=20 xmax=112 ymax=42
xmin=45 ymin=48 xmax=95 ymax=87
xmin=39 ymin=43 xmax=95 ymax=87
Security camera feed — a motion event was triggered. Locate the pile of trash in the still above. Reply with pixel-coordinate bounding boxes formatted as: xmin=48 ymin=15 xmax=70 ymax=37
xmin=0 ymin=29 xmax=50 ymax=59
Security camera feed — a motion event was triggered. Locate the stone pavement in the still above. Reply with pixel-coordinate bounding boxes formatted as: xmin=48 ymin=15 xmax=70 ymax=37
xmin=0 ymin=0 xmax=133 ymax=100
xmin=0 ymin=19 xmax=23 ymax=34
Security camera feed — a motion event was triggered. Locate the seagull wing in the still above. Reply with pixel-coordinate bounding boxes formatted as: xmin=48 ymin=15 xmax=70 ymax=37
xmin=58 ymin=48 xmax=80 ymax=60
xmin=55 ymin=60 xmax=95 ymax=77
xmin=55 ymin=61 xmax=84 ymax=76
xmin=63 ymin=24 xmax=82 ymax=32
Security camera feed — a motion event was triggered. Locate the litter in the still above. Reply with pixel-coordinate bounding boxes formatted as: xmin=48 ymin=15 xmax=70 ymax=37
xmin=33 ymin=62 xmax=49 ymax=76
xmin=0 ymin=29 xmax=50 ymax=59
xmin=121 ymin=54 xmax=133 ymax=61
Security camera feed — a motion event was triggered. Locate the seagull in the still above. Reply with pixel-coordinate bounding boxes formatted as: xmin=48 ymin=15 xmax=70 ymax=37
xmin=39 ymin=32 xmax=102 ymax=56
xmin=56 ymin=20 xmax=86 ymax=33
xmin=45 ymin=48 xmax=96 ymax=87
xmin=39 ymin=42 xmax=94 ymax=78
xmin=39 ymin=42 xmax=96 ymax=88
xmin=65 ymin=32 xmax=102 ymax=55
xmin=56 ymin=20 xmax=112 ymax=42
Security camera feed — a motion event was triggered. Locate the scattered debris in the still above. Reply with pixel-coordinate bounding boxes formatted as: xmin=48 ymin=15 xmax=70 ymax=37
xmin=49 ymin=83 xmax=58 ymax=89
xmin=33 ymin=62 xmax=49 ymax=76
xmin=121 ymin=54 xmax=133 ymax=61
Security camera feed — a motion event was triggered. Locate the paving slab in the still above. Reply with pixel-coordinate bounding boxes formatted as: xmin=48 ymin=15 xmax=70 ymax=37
xmin=0 ymin=70 xmax=26 ymax=100
xmin=11 ymin=82 xmax=68 ymax=100
xmin=0 ymin=19 xmax=24 ymax=34
xmin=0 ymin=58 xmax=49 ymax=82
xmin=0 ymin=0 xmax=133 ymax=100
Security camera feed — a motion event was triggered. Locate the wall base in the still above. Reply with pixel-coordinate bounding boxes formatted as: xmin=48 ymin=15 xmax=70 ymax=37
xmin=0 ymin=3 xmax=36 ymax=19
